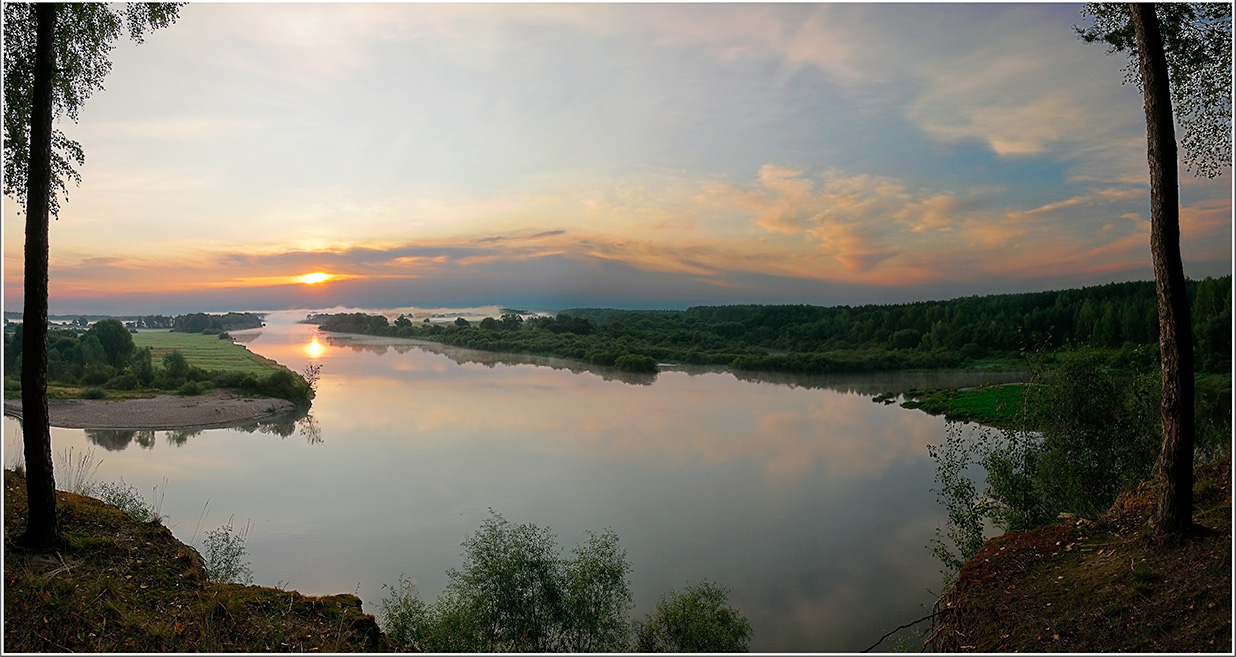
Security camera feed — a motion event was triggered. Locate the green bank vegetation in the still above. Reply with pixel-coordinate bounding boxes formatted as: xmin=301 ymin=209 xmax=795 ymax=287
xmin=3 ymin=318 xmax=312 ymax=406
xmin=379 ymin=510 xmax=751 ymax=652
xmin=313 ymin=276 xmax=1231 ymax=378
xmin=929 ymin=348 xmax=1231 ymax=574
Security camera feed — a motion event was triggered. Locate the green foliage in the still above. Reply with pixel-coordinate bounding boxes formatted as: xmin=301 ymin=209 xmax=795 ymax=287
xmin=89 ymin=478 xmax=157 ymax=522
xmin=379 ymin=511 xmax=633 ymax=652
xmin=613 ymin=353 xmax=658 ymax=374
xmin=1031 ymin=350 xmax=1161 ymax=517
xmin=3 ymin=2 xmax=183 ymax=217
xmin=633 ymin=580 xmax=753 ymax=653
xmin=103 ymin=374 xmax=137 ymax=390
xmin=316 ymin=277 xmax=1232 ymax=378
xmin=177 ymin=380 xmax=206 ymax=396
xmin=86 ymin=318 xmax=135 ymax=369
xmin=1077 ymin=3 xmax=1232 ymax=178
xmin=200 ymin=519 xmax=253 ymax=585
xmin=81 ymin=387 xmax=105 ymax=399
xmin=930 ymin=349 xmax=1167 ymax=573
xmin=171 ymin=312 xmax=262 ymax=334
xmin=927 ymin=423 xmax=992 ymax=574
xmin=162 ymin=350 xmax=189 ymax=380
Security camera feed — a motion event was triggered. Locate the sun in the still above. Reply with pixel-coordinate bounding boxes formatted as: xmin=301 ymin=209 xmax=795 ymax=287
xmin=298 ymin=272 xmax=334 ymax=285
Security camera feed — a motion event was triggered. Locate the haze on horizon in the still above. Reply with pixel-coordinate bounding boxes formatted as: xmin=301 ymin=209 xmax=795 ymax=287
xmin=3 ymin=3 xmax=1232 ymax=316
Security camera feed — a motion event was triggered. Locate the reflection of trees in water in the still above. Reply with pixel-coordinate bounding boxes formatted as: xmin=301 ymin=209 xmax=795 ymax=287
xmin=81 ymin=407 xmax=318 ymax=451
xmin=726 ymin=369 xmax=1027 ymax=396
xmin=322 ymin=334 xmax=656 ymax=386
xmin=227 ymin=329 xmax=263 ymax=344
xmin=165 ymin=429 xmax=203 ymax=446
xmin=86 ymin=429 xmax=156 ymax=451
xmin=297 ymin=413 xmax=322 ymax=444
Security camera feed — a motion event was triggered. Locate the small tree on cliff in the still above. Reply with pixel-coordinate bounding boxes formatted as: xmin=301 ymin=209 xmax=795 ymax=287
xmin=1077 ymin=3 xmax=1231 ymax=536
xmin=3 ymin=2 xmax=183 ymax=549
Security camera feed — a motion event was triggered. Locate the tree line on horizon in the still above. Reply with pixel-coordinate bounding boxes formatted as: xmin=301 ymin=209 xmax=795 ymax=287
xmin=316 ymin=276 xmax=1231 ymax=376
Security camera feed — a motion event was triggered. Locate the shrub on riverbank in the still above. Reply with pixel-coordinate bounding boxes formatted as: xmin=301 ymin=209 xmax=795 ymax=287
xmin=379 ymin=511 xmax=751 ymax=652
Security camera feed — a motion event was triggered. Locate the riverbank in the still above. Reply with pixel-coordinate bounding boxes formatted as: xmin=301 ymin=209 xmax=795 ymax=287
xmin=3 ymin=390 xmax=297 ymax=430
xmin=2 ymin=469 xmax=403 ymax=652
xmin=925 ymin=459 xmax=1231 ymax=652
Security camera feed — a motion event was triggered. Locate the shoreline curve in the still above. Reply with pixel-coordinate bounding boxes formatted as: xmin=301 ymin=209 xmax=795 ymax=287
xmin=2 ymin=390 xmax=299 ymax=431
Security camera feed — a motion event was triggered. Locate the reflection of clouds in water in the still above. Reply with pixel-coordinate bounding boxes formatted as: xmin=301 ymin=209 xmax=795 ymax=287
xmin=322 ymin=333 xmax=656 ymax=385
xmin=314 ymin=365 xmax=940 ymax=484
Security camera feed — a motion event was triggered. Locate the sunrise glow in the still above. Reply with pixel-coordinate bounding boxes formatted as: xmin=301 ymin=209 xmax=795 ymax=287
xmin=303 ymin=336 xmax=326 ymax=359
xmin=0 ymin=3 xmax=1228 ymax=315
xmin=298 ymin=272 xmax=334 ymax=285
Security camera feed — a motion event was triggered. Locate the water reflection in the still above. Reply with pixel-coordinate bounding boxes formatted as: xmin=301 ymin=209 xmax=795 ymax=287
xmin=303 ymin=336 xmax=326 ymax=359
xmin=87 ymin=429 xmax=158 ymax=451
xmin=82 ymin=409 xmax=318 ymax=450
xmin=24 ymin=313 xmax=1008 ymax=651
xmin=322 ymin=333 xmax=657 ymax=386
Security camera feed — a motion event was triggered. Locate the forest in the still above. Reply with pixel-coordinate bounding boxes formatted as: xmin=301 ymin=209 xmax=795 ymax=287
xmin=315 ymin=276 xmax=1232 ymax=375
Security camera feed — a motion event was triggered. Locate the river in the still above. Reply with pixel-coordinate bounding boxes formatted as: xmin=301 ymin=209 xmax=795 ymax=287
xmin=3 ymin=309 xmax=1024 ymax=652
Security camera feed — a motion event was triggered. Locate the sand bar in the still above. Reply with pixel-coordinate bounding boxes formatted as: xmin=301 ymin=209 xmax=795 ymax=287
xmin=3 ymin=390 xmax=297 ymax=431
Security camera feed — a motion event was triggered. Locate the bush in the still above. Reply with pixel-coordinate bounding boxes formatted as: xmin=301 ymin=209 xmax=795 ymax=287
xmin=201 ymin=519 xmax=253 ymax=585
xmin=179 ymin=381 xmax=206 ymax=396
xmin=251 ymin=369 xmax=312 ymax=405
xmin=929 ymin=348 xmax=1164 ymax=574
xmin=614 ymin=353 xmax=658 ymax=374
xmin=81 ymin=387 xmax=106 ymax=400
xmin=79 ymin=369 xmax=111 ymax=386
xmin=380 ymin=511 xmax=632 ymax=652
xmin=89 ymin=478 xmax=157 ymax=522
xmin=104 ymin=374 xmax=138 ymax=390
xmin=162 ymin=351 xmax=189 ymax=380
xmin=633 ymin=580 xmax=753 ymax=652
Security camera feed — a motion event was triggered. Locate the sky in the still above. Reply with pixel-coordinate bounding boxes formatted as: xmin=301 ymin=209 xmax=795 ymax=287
xmin=2 ymin=2 xmax=1232 ymax=315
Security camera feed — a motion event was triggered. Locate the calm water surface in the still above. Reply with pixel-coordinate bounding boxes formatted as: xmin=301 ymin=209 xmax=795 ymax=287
xmin=4 ymin=311 xmax=1023 ymax=651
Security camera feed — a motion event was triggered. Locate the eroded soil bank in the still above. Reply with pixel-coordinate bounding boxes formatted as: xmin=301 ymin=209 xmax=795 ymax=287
xmin=3 ymin=469 xmax=404 ymax=652
xmin=927 ymin=459 xmax=1232 ymax=652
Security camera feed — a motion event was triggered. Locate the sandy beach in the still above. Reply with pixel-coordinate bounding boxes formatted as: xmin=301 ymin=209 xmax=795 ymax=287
xmin=2 ymin=390 xmax=298 ymax=431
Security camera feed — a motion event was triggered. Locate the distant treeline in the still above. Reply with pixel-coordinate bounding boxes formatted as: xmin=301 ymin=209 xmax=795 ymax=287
xmin=172 ymin=312 xmax=263 ymax=334
xmin=315 ymin=277 xmax=1231 ymax=375
xmin=2 ymin=312 xmax=264 ymax=333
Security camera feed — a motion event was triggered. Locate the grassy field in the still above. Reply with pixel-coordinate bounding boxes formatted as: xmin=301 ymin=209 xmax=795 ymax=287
xmin=898 ymin=383 xmax=1030 ymax=429
xmin=133 ymin=330 xmax=282 ymax=376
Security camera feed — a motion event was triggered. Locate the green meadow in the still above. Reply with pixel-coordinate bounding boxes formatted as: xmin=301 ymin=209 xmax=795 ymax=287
xmin=132 ymin=330 xmax=282 ymax=376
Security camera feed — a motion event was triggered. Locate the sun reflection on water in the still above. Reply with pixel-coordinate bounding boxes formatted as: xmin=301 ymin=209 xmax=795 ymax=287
xmin=303 ymin=336 xmax=326 ymax=359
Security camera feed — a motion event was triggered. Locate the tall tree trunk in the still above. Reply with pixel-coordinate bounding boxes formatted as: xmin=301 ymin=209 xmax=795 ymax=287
xmin=1130 ymin=3 xmax=1196 ymax=537
xmin=20 ymin=2 xmax=59 ymax=550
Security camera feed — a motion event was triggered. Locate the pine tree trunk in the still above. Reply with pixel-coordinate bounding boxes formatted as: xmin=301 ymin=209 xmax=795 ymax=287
xmin=1130 ymin=3 xmax=1196 ymax=537
xmin=20 ymin=2 xmax=59 ymax=550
